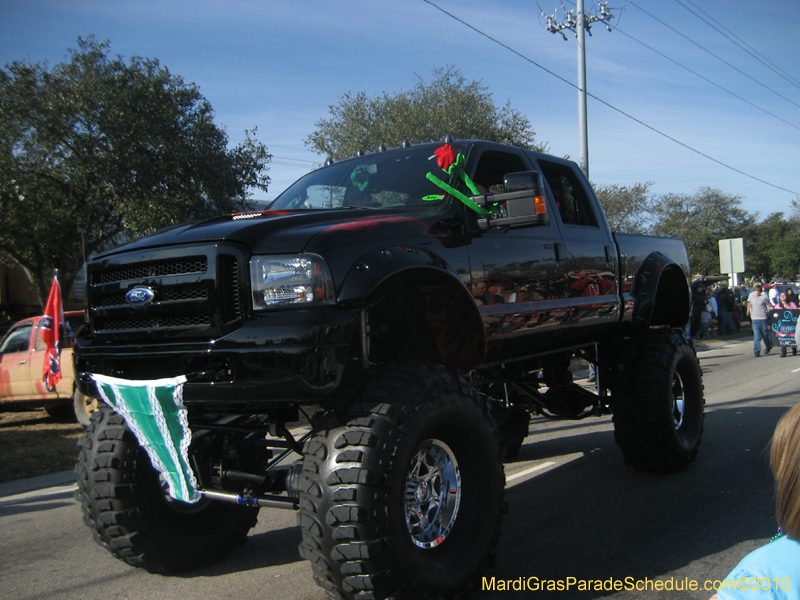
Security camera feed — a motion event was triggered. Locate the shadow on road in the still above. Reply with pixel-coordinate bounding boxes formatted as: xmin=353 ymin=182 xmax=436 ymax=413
xmin=0 ymin=489 xmax=76 ymax=516
xmin=180 ymin=524 xmax=304 ymax=576
xmin=478 ymin=403 xmax=785 ymax=599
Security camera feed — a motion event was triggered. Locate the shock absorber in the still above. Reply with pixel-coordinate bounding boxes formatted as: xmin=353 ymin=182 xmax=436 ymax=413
xmin=201 ymin=460 xmax=305 ymax=510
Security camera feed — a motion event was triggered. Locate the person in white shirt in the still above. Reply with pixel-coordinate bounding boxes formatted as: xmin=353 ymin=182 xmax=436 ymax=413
xmin=747 ymin=285 xmax=772 ymax=357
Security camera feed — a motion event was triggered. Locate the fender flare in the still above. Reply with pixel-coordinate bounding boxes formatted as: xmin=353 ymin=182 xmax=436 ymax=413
xmin=338 ymin=246 xmax=487 ymax=371
xmin=338 ymin=246 xmax=465 ymax=303
xmin=630 ymin=251 xmax=691 ymax=331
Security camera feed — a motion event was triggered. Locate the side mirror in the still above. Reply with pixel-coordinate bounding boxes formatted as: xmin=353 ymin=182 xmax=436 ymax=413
xmin=504 ymin=171 xmax=543 ymax=194
xmin=473 ymin=171 xmax=549 ymax=229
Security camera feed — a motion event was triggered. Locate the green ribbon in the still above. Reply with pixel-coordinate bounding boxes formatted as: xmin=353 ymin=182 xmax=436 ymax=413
xmin=424 ymin=152 xmax=499 ymax=217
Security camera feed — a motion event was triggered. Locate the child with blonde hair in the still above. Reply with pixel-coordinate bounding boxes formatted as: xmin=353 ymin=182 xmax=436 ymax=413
xmin=711 ymin=402 xmax=800 ymax=598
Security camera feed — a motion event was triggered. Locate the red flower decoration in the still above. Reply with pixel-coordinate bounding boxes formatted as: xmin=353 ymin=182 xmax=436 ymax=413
xmin=435 ymin=144 xmax=457 ymax=171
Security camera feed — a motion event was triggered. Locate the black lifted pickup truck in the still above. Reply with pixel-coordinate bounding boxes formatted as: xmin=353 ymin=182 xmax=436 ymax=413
xmin=74 ymin=138 xmax=704 ymax=600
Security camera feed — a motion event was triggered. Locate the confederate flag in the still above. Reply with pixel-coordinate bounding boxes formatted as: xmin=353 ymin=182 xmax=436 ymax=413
xmin=39 ymin=275 xmax=63 ymax=392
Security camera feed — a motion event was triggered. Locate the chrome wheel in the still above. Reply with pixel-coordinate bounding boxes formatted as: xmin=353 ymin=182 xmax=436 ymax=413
xmin=404 ymin=439 xmax=461 ymax=548
xmin=671 ymin=372 xmax=685 ymax=428
xmin=614 ymin=330 xmax=705 ymax=472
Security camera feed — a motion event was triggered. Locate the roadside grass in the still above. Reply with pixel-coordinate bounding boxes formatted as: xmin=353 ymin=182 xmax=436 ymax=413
xmin=0 ymin=410 xmax=84 ymax=483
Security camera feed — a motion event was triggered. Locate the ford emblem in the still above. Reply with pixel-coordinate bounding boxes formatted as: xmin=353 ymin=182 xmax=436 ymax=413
xmin=125 ymin=287 xmax=156 ymax=308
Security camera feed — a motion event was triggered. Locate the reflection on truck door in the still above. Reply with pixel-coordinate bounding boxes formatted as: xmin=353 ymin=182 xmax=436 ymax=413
xmin=465 ymin=148 xmax=569 ymax=361
xmin=534 ymin=156 xmax=620 ymax=342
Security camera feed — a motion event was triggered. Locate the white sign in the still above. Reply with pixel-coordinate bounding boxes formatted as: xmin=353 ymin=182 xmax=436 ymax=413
xmin=719 ymin=238 xmax=745 ymax=274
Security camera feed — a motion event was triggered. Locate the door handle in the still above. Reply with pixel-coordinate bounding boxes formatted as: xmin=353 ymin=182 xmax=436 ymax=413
xmin=18 ymin=360 xmax=27 ymax=365
xmin=604 ymin=245 xmax=613 ymax=268
xmin=545 ymin=242 xmax=566 ymax=266
xmin=554 ymin=242 xmax=566 ymax=266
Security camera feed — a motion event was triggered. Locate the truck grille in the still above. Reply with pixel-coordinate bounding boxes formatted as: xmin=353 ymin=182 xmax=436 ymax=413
xmin=95 ymin=258 xmax=208 ymax=284
xmin=99 ymin=312 xmax=211 ymax=330
xmin=87 ymin=244 xmax=246 ymax=342
xmin=95 ymin=282 xmax=209 ymax=308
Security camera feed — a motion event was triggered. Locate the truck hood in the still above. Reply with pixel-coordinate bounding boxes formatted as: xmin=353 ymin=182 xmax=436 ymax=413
xmin=96 ymin=207 xmax=444 ymax=258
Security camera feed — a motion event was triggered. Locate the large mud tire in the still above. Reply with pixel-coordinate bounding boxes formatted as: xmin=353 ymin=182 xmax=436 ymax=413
xmin=612 ymin=329 xmax=705 ymax=473
xmin=297 ymin=362 xmax=505 ymax=600
xmin=74 ymin=406 xmax=259 ymax=572
xmin=494 ymin=405 xmax=531 ymax=459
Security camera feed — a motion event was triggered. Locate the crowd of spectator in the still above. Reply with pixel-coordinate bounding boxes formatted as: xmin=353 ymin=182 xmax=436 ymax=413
xmin=690 ymin=282 xmax=742 ymax=340
xmin=690 ymin=281 xmax=800 ymax=357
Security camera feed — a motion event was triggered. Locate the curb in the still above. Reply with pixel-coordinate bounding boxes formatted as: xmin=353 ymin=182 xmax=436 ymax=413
xmin=0 ymin=470 xmax=76 ymax=499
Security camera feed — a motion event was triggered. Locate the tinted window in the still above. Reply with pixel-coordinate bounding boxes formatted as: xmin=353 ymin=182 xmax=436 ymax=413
xmin=0 ymin=323 xmax=33 ymax=354
xmin=538 ymin=160 xmax=598 ymax=227
xmin=472 ymin=150 xmax=528 ymax=194
xmin=271 ymin=145 xmax=467 ymax=210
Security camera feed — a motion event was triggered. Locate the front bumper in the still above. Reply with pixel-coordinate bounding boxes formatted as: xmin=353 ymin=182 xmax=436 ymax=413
xmin=74 ymin=307 xmax=359 ymax=406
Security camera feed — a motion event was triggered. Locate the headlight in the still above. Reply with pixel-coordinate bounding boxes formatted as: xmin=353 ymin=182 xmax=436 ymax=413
xmin=249 ymin=254 xmax=335 ymax=310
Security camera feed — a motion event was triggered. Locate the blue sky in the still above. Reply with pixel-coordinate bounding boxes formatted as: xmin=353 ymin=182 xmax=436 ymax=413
xmin=1 ymin=0 xmax=798 ymax=219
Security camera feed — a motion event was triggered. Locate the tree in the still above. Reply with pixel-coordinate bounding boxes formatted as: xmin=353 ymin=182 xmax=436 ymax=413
xmin=745 ymin=212 xmax=800 ymax=281
xmin=594 ymin=182 xmax=654 ymax=233
xmin=305 ymin=66 xmax=545 ymax=160
xmin=0 ymin=37 xmax=271 ymax=308
xmin=649 ymin=188 xmax=755 ymax=276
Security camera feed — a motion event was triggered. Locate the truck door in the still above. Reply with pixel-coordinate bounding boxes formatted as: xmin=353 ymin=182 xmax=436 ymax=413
xmin=532 ymin=157 xmax=620 ymax=342
xmin=464 ymin=148 xmax=570 ymax=362
xmin=0 ymin=321 xmax=35 ymax=400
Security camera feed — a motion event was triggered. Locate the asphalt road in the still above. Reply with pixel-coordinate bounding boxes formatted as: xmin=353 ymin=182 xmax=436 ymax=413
xmin=0 ymin=335 xmax=796 ymax=600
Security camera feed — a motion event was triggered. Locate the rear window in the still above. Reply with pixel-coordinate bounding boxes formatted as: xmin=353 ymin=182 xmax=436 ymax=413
xmin=537 ymin=159 xmax=598 ymax=227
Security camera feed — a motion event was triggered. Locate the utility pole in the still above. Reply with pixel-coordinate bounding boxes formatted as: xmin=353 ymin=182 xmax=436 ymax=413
xmin=543 ymin=1 xmax=614 ymax=179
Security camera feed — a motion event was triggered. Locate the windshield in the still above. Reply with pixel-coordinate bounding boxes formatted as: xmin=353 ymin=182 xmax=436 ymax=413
xmin=270 ymin=144 xmax=468 ymax=210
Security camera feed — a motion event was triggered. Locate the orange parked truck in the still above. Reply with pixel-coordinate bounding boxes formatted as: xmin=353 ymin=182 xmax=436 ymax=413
xmin=0 ymin=311 xmax=97 ymax=425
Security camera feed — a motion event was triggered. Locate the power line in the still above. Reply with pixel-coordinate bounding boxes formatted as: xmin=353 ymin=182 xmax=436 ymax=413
xmin=629 ymin=1 xmax=800 ymax=111
xmin=564 ymin=0 xmax=800 ymax=130
xmin=563 ymin=0 xmax=800 ymax=115
xmin=613 ymin=26 xmax=800 ymax=132
xmin=271 ymin=158 xmax=321 ymax=169
xmin=269 ymin=154 xmax=319 ymax=166
xmin=268 ymin=143 xmax=316 ymax=153
xmin=421 ymin=0 xmax=799 ymax=196
xmin=676 ymin=0 xmax=800 ymax=90
xmin=225 ymin=137 xmax=322 ymax=165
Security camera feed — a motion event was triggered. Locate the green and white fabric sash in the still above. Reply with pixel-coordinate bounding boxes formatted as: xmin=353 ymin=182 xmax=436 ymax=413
xmin=91 ymin=374 xmax=200 ymax=503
